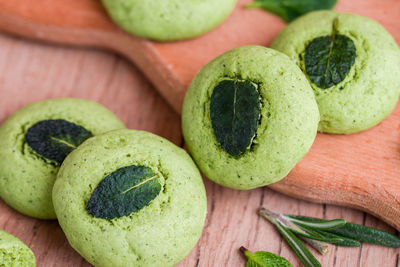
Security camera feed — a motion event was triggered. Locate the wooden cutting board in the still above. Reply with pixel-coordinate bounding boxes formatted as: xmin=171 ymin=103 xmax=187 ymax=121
xmin=0 ymin=0 xmax=399 ymax=236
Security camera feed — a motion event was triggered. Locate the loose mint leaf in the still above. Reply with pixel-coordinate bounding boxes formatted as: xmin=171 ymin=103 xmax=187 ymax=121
xmin=210 ymin=79 xmax=261 ymax=157
xmin=246 ymin=0 xmax=337 ymax=22
xmin=240 ymin=247 xmax=292 ymax=267
xmin=25 ymin=119 xmax=93 ymax=164
xmin=305 ymin=19 xmax=356 ymax=89
xmin=86 ymin=165 xmax=161 ymax=220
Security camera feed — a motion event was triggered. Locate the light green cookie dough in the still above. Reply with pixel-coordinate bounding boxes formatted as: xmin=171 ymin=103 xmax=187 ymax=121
xmin=53 ymin=129 xmax=207 ymax=267
xmin=101 ymin=0 xmax=237 ymax=41
xmin=0 ymin=98 xmax=125 ymax=219
xmin=182 ymin=46 xmax=319 ymax=190
xmin=0 ymin=230 xmax=36 ymax=267
xmin=271 ymin=11 xmax=400 ymax=134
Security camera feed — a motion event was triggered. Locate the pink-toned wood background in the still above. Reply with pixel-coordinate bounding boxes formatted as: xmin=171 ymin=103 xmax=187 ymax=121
xmin=0 ymin=0 xmax=399 ymax=232
xmin=0 ymin=0 xmax=399 ymax=266
xmin=0 ymin=32 xmax=399 ymax=267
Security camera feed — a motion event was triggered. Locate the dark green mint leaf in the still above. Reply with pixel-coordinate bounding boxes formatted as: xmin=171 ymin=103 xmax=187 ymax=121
xmin=210 ymin=79 xmax=261 ymax=157
xmin=25 ymin=119 xmax=93 ymax=164
xmin=240 ymin=247 xmax=293 ymax=267
xmin=305 ymin=19 xmax=356 ymax=89
xmin=86 ymin=165 xmax=161 ymax=220
xmin=246 ymin=0 xmax=337 ymax=22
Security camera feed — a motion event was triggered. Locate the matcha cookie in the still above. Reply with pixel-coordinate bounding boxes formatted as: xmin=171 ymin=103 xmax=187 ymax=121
xmin=0 ymin=98 xmax=125 ymax=219
xmin=101 ymin=0 xmax=237 ymax=41
xmin=53 ymin=129 xmax=207 ymax=267
xmin=271 ymin=11 xmax=400 ymax=134
xmin=182 ymin=46 xmax=319 ymax=190
xmin=0 ymin=230 xmax=36 ymax=266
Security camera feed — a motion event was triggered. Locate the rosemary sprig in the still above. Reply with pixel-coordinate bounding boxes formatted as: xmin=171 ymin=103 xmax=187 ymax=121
xmin=258 ymin=208 xmax=400 ymax=266
xmin=258 ymin=208 xmax=322 ymax=267
xmin=310 ymin=229 xmax=361 ymax=247
xmin=283 ymin=215 xmax=346 ymax=230
xmin=300 ymin=236 xmax=329 ymax=255
xmin=288 ymin=215 xmax=400 ymax=248
xmin=286 ymin=223 xmax=344 ymax=244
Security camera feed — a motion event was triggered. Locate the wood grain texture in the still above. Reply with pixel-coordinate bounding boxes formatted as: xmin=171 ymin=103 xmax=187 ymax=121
xmin=0 ymin=1 xmax=400 ymax=266
xmin=0 ymin=32 xmax=399 ymax=267
xmin=0 ymin=0 xmax=399 ymax=232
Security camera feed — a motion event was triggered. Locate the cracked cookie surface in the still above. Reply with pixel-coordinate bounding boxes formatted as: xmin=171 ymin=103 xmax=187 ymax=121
xmin=101 ymin=0 xmax=237 ymax=41
xmin=53 ymin=129 xmax=207 ymax=267
xmin=271 ymin=11 xmax=400 ymax=134
xmin=0 ymin=230 xmax=36 ymax=267
xmin=0 ymin=98 xmax=125 ymax=219
xmin=182 ymin=46 xmax=319 ymax=190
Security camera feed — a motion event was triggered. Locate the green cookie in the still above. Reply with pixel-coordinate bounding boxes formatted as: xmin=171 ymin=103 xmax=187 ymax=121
xmin=182 ymin=46 xmax=319 ymax=190
xmin=0 ymin=230 xmax=36 ymax=267
xmin=101 ymin=0 xmax=237 ymax=41
xmin=271 ymin=11 xmax=400 ymax=134
xmin=53 ymin=129 xmax=207 ymax=267
xmin=0 ymin=98 xmax=125 ymax=219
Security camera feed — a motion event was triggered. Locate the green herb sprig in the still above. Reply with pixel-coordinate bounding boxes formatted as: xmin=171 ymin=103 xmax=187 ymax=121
xmin=258 ymin=208 xmax=322 ymax=267
xmin=258 ymin=208 xmax=400 ymax=266
xmin=288 ymin=215 xmax=400 ymax=248
xmin=246 ymin=0 xmax=337 ymax=22
xmin=240 ymin=246 xmax=293 ymax=267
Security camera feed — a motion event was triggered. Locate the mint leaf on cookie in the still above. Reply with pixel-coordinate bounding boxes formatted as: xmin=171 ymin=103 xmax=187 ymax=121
xmin=304 ymin=18 xmax=356 ymax=89
xmin=87 ymin=165 xmax=161 ymax=220
xmin=210 ymin=79 xmax=261 ymax=157
xmin=25 ymin=119 xmax=93 ymax=164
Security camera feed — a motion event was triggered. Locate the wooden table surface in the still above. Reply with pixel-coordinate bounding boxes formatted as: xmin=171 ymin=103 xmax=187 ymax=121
xmin=0 ymin=33 xmax=399 ymax=266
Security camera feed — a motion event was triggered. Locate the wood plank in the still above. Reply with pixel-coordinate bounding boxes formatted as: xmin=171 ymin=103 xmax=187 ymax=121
xmin=0 ymin=25 xmax=399 ymax=267
xmin=0 ymin=0 xmax=399 ymax=232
